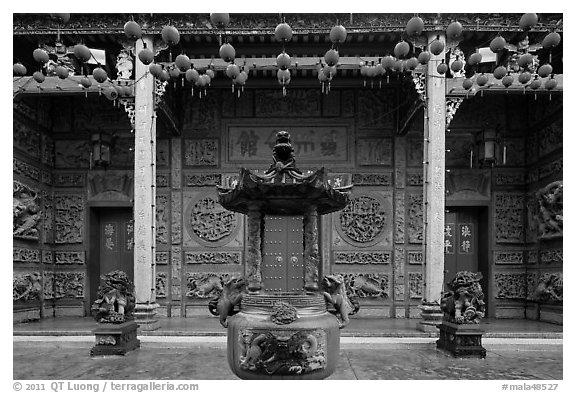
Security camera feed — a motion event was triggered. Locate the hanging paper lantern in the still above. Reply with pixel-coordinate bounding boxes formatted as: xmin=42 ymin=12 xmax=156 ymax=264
xmin=175 ymin=54 xmax=191 ymax=72
xmin=405 ymin=16 xmax=424 ymax=37
xmin=185 ymin=68 xmax=200 ymax=82
xmin=195 ymin=75 xmax=207 ymax=87
xmin=275 ymin=22 xmax=293 ymax=42
xmin=518 ymin=71 xmax=532 ymax=84
xmin=277 ymin=69 xmax=291 ymax=83
xmin=537 ymin=64 xmax=553 ymax=78
xmin=13 ymin=62 xmax=27 ymax=76
xmin=467 ymin=52 xmax=482 ymax=67
xmin=73 ymin=44 xmax=92 ymax=63
xmin=324 ymin=49 xmax=339 ymax=67
xmin=33 ymin=71 xmax=45 ymax=83
xmin=219 ymin=43 xmax=236 ymax=62
xmin=437 ymin=60 xmax=448 ymax=75
xmin=360 ymin=64 xmax=369 ymax=78
xmin=56 ymin=65 xmax=69 ymax=79
xmin=446 ymin=21 xmax=463 ymax=40
xmin=406 ymin=57 xmax=419 ymax=71
xmin=210 ymin=13 xmax=230 ymax=28
xmin=462 ymin=78 xmax=473 ymax=90
xmin=476 ymin=73 xmax=489 ymax=86
xmin=33 ymin=48 xmax=50 ymax=64
xmin=201 ymin=74 xmax=212 ymax=86
xmin=519 ymin=13 xmax=538 ymax=30
xmin=429 ymin=38 xmax=444 ymax=55
xmin=103 ymin=86 xmax=118 ymax=101
xmin=138 ymin=46 xmax=154 ymax=65
xmin=161 ymin=25 xmax=180 ymax=46
xmin=323 ymin=65 xmax=337 ymax=78
xmin=93 ymin=67 xmax=108 ymax=83
xmin=394 ymin=60 xmax=405 ymax=73
xmin=205 ymin=69 xmax=215 ymax=79
xmin=490 ymin=36 xmax=507 ymax=53
xmin=493 ymin=66 xmax=507 ymax=80
xmin=149 ymin=64 xmax=163 ymax=78
xmin=417 ymin=51 xmax=431 ymax=65
xmin=124 ymin=20 xmax=142 ymax=40
xmin=226 ymin=63 xmax=240 ymax=79
xmin=235 ymin=70 xmax=248 ymax=85
xmin=375 ymin=63 xmax=385 ymax=76
xmin=382 ymin=56 xmax=395 ymax=71
xmin=169 ymin=67 xmax=180 ymax=80
xmin=542 ymin=32 xmax=561 ymax=49
xmin=530 ymin=77 xmax=541 ymax=90
xmin=394 ymin=41 xmax=410 ymax=59
xmin=545 ymin=76 xmax=557 ymax=90
xmin=276 ymin=52 xmax=291 ymax=70
xmin=159 ymin=70 xmax=171 ymax=82
xmin=318 ymin=70 xmax=328 ymax=82
xmin=51 ymin=13 xmax=70 ymax=23
xmin=330 ymin=25 xmax=347 ymax=44
xmin=80 ymin=76 xmax=92 ymax=88
xmin=502 ymin=73 xmax=514 ymax=87
xmin=450 ymin=57 xmax=464 ymax=72
xmin=517 ymin=53 xmax=533 ymax=69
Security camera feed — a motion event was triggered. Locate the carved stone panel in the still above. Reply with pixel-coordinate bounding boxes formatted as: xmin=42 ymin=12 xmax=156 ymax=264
xmin=54 ymin=251 xmax=85 ymax=265
xmin=539 ymin=158 xmax=562 ymax=181
xmin=494 ymin=272 xmax=536 ymax=300
xmin=43 ymin=191 xmax=54 ymax=244
xmin=43 ymin=271 xmax=55 ymax=300
xmin=394 ymin=247 xmax=405 ymax=301
xmin=13 ymin=118 xmax=41 ymax=159
xmin=540 ymin=249 xmax=562 ymax=264
xmin=156 ymin=173 xmax=170 ymax=188
xmin=13 ymin=271 xmax=42 ymax=302
xmin=526 ymin=194 xmax=539 ymax=244
xmin=42 ymin=250 xmax=53 ymax=264
xmin=407 ymin=137 xmax=424 ymax=167
xmin=54 ymin=173 xmax=86 ymax=188
xmin=394 ymin=191 xmax=405 ymax=244
xmin=407 ymin=170 xmax=424 ymax=186
xmin=156 ymin=194 xmax=169 ymax=245
xmin=494 ymin=193 xmax=525 ymax=244
xmin=357 ymin=138 xmax=392 ymax=166
xmin=527 ymin=250 xmax=538 ymax=265
xmin=156 ymin=251 xmax=170 ymax=265
xmin=337 ymin=273 xmax=390 ymax=299
xmin=186 ymin=272 xmax=229 ymax=298
xmin=171 ymin=191 xmax=182 ymax=245
xmin=13 ymin=181 xmax=41 ymax=241
xmin=351 ymin=173 xmax=392 ymax=186
xmin=53 ymin=272 xmax=85 ymax=299
xmin=13 ymin=158 xmax=40 ymax=182
xmin=495 ymin=171 xmax=525 ymax=186
xmin=13 ymin=247 xmax=40 ymax=263
xmin=255 ymin=89 xmax=321 ymax=117
xmin=183 ymin=93 xmax=220 ymax=133
xmin=409 ymin=272 xmax=423 ymax=299
xmin=41 ymin=133 xmax=55 ymax=167
xmin=184 ymin=139 xmax=219 ymax=167
xmin=333 ymin=251 xmax=391 ymax=264
xmin=185 ymin=251 xmax=242 ymax=264
xmin=408 ymin=251 xmax=423 ymax=265
xmin=408 ymin=193 xmax=423 ymax=244
xmin=55 ymin=140 xmax=91 ymax=168
xmin=156 ymin=272 xmax=167 ymax=298
xmin=171 ymin=246 xmax=181 ymax=300
xmin=171 ymin=138 xmax=182 ymax=189
xmin=494 ymin=251 xmax=523 ymax=265
xmin=183 ymin=173 xmax=222 ymax=187
xmin=54 ymin=194 xmax=84 ymax=244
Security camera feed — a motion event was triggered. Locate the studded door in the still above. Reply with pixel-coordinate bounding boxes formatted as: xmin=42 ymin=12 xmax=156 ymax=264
xmin=262 ymin=215 xmax=304 ymax=293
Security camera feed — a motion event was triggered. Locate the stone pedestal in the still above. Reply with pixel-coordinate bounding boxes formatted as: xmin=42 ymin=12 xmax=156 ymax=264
xmin=418 ymin=301 xmax=444 ymax=332
xmin=436 ymin=321 xmax=486 ymax=358
xmin=91 ymin=321 xmax=140 ymax=356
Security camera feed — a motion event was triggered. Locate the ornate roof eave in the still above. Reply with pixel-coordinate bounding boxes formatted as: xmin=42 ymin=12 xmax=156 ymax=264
xmin=445 ymin=74 xmax=563 ymax=98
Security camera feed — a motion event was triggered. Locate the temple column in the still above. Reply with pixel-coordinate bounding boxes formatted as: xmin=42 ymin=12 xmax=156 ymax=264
xmin=246 ymin=206 xmax=263 ymax=292
xmin=304 ymin=206 xmax=320 ymax=291
xmin=133 ymin=36 xmax=160 ymax=330
xmin=419 ymin=32 xmax=447 ymax=331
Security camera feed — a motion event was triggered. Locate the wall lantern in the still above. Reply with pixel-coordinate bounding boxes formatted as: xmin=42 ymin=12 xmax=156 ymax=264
xmin=476 ymin=127 xmax=500 ymax=167
xmin=91 ymin=132 xmax=113 ymax=168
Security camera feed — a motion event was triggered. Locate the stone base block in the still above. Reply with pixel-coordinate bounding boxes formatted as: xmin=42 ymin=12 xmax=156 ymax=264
xmin=436 ymin=321 xmax=486 ymax=358
xmin=54 ymin=305 xmax=84 ymax=317
xmin=540 ymin=305 xmax=563 ymax=325
xmin=91 ymin=321 xmax=140 ymax=356
xmin=418 ymin=302 xmax=443 ymax=332
xmin=13 ymin=308 xmax=41 ymax=323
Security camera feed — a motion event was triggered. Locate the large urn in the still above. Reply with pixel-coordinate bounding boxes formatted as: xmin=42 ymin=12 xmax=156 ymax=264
xmin=216 ymin=131 xmax=352 ymax=379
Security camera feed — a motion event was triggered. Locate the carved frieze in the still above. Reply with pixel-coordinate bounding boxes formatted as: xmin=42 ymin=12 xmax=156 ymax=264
xmin=333 ymin=251 xmax=391 ymax=264
xmin=527 ymin=250 xmax=538 ymax=265
xmin=539 ymin=119 xmax=563 ymax=158
xmin=13 ymin=271 xmax=42 ymax=301
xmin=337 ymin=194 xmax=391 ymax=247
xmin=338 ymin=272 xmax=390 ymax=299
xmin=357 ymin=89 xmax=395 ymax=129
xmin=408 ymin=193 xmax=423 ymax=244
xmin=156 ymin=194 xmax=169 ymax=245
xmin=495 ymin=171 xmax=525 ymax=186
xmin=184 ymin=173 xmax=222 ymax=187
xmin=494 ymin=251 xmax=524 ymax=265
xmin=409 ymin=272 xmax=423 ymax=299
xmin=42 ymin=191 xmax=54 ymax=244
xmin=526 ymin=193 xmax=539 ymax=244
xmin=184 ymin=139 xmax=219 ymax=167
xmin=54 ymin=271 xmax=85 ymax=298
xmin=536 ymin=181 xmax=562 ymax=239
xmin=156 ymin=272 xmax=167 ymax=298
xmin=13 ymin=247 xmax=40 ymax=263
xmin=351 ymin=173 xmax=392 ymax=186
xmin=43 ymin=271 xmax=54 ymax=300
xmin=531 ymin=272 xmax=562 ymax=303
xmin=54 ymin=251 xmax=85 ymax=265
xmin=408 ymin=251 xmax=423 ymax=265
xmin=13 ymin=118 xmax=41 ymax=159
xmin=42 ymin=250 xmax=53 ymax=264
xmin=55 ymin=140 xmax=90 ymax=168
xmin=394 ymin=191 xmax=405 ymax=244
xmin=54 ymin=173 xmax=86 ymax=188
xmin=394 ymin=247 xmax=405 ymax=301
xmin=255 ymin=89 xmax=321 ymax=117
xmin=185 ymin=194 xmax=240 ymax=247
xmin=494 ymin=272 xmax=536 ymax=299
xmin=186 ymin=272 xmax=229 ymax=298
xmin=539 ymin=158 xmax=562 ymax=181
xmin=540 ymin=249 xmax=562 ymax=264
xmin=156 ymin=173 xmax=170 ymax=188
xmin=13 ymin=181 xmax=41 ymax=241
xmin=171 ymin=192 xmax=182 ymax=245
xmin=156 ymin=251 xmax=170 ymax=265
xmin=171 ymin=139 xmax=182 ymax=189
xmin=171 ymin=246 xmax=181 ymax=300
xmin=357 ymin=138 xmax=392 ymax=166
xmin=185 ymin=251 xmax=242 ymax=264
xmin=13 ymin=158 xmax=40 ymax=182
xmin=494 ymin=193 xmax=525 ymax=244
xmin=407 ymin=170 xmax=424 ymax=186
xmin=88 ymin=173 xmax=133 ymax=201
xmin=54 ymin=194 xmax=84 ymax=244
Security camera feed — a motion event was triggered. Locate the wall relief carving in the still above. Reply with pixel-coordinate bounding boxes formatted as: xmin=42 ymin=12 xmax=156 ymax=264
xmin=156 ymin=173 xmax=170 ymax=187
xmin=527 ymin=250 xmax=538 ymax=265
xmin=88 ymin=173 xmax=133 ymax=201
xmin=186 ymin=272 xmax=231 ymax=298
xmin=184 ymin=139 xmax=219 ymax=167
xmin=41 ymin=133 xmax=55 ymax=167
xmin=156 ymin=194 xmax=169 ymax=245
xmin=156 ymin=251 xmax=170 ymax=265
xmin=540 ymin=248 xmax=562 ymax=264
xmin=156 ymin=272 xmax=167 ymax=298
xmin=13 ymin=181 xmax=41 ymax=241
xmin=184 ymin=93 xmax=220 ymax=132
xmin=494 ymin=193 xmax=525 ymax=244
xmin=54 ymin=194 xmax=84 ymax=244
xmin=336 ymin=194 xmax=391 ymax=247
xmin=42 ymin=191 xmax=54 ymax=244
xmin=333 ymin=251 xmax=391 ymax=264
xmin=409 ymin=272 xmax=423 ymax=299
xmin=13 ymin=118 xmax=41 ymax=159
xmin=43 ymin=271 xmax=54 ymax=300
xmin=171 ymin=192 xmax=182 ymax=245
xmin=171 ymin=246 xmax=182 ymax=299
xmin=13 ymin=158 xmax=40 ymax=182
xmin=539 ymin=119 xmax=563 ymax=158
xmin=408 ymin=193 xmax=423 ymax=243
xmin=394 ymin=191 xmax=405 ymax=244
xmin=55 ymin=140 xmax=90 ymax=168
xmin=495 ymin=171 xmax=525 ymax=186
xmin=54 ymin=271 xmax=85 ymax=298
xmin=171 ymin=139 xmax=182 ymax=189
xmin=531 ymin=272 xmax=562 ymax=303
xmin=185 ymin=194 xmax=239 ymax=247
xmin=184 ymin=173 xmax=222 ymax=187
xmin=357 ymin=138 xmax=392 ymax=166
xmin=54 ymin=251 xmax=85 ymax=265
xmin=394 ymin=246 xmax=405 ymax=301
xmin=494 ymin=272 xmax=536 ymax=300
xmin=338 ymin=272 xmax=390 ymax=299
xmin=13 ymin=247 xmax=40 ymax=263
xmin=539 ymin=158 xmax=562 ymax=180
xmin=407 ymin=137 xmax=424 ymax=167
xmin=408 ymin=251 xmax=423 ymax=265
xmin=54 ymin=173 xmax=86 ymax=188
xmin=536 ymin=181 xmax=562 ymax=240
xmin=13 ymin=271 xmax=42 ymax=302
xmin=351 ymin=173 xmax=392 ymax=186
xmin=185 ymin=251 xmax=242 ymax=264
xmin=407 ymin=170 xmax=424 ymax=186
xmin=494 ymin=251 xmax=523 ymax=265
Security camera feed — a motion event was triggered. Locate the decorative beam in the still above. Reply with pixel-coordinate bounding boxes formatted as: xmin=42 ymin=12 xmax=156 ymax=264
xmin=446 ymin=74 xmax=563 ymax=97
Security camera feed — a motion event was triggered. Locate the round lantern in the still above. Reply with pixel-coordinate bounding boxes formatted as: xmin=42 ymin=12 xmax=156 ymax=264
xmin=450 ymin=57 xmax=463 ymax=72
xmin=219 ymin=43 xmax=236 ymax=62
xmin=51 ymin=13 xmax=70 ymax=23
xmin=185 ymin=68 xmax=200 ymax=83
xmin=276 ymin=52 xmax=291 ymax=70
xmin=330 ymin=25 xmax=347 ymax=44
xmin=545 ymin=76 xmax=557 ymax=90
xmin=538 ymin=64 xmax=553 ymax=78
xmin=405 ymin=16 xmax=424 ymax=37
xmin=360 ymin=65 xmax=368 ymax=78
xmin=406 ymin=57 xmax=419 ymax=71
xmin=530 ymin=77 xmax=541 ymax=90
xmin=476 ymin=73 xmax=489 ymax=86
xmin=210 ymin=13 xmax=230 ymax=28
xmin=318 ymin=70 xmax=328 ymax=82
xmin=13 ymin=62 xmax=27 ymax=76
xmin=168 ymin=67 xmax=180 ymax=80
xmin=138 ymin=46 xmax=154 ymax=65
xmin=103 ymin=86 xmax=118 ymax=101
xmin=149 ymin=64 xmax=163 ymax=78
xmin=502 ymin=73 xmax=514 ymax=87
xmin=73 ymin=44 xmax=91 ymax=63
xmin=277 ymin=69 xmax=291 ymax=83
xmin=468 ymin=52 xmax=482 ymax=67
xmin=394 ymin=60 xmax=405 ymax=73
xmin=56 ymin=66 xmax=69 ymax=79
xmin=462 ymin=78 xmax=473 ymax=90
xmin=490 ymin=36 xmax=506 ymax=53
xmin=382 ymin=55 xmax=395 ymax=71
xmin=375 ymin=63 xmax=385 ymax=76
xmin=274 ymin=22 xmax=293 ymax=42
xmin=519 ymin=13 xmax=538 ymax=30
xmin=493 ymin=65 xmax=507 ymax=80
xmin=517 ymin=53 xmax=533 ymax=69
xmin=446 ymin=21 xmax=463 ymax=40
xmin=124 ymin=20 xmax=142 ymax=40
xmin=323 ymin=65 xmax=337 ymax=78
xmin=429 ymin=37 xmax=445 ymax=55
xmin=542 ymin=32 xmax=561 ymax=49
xmin=235 ymin=70 xmax=248 ymax=85
xmin=161 ymin=25 xmax=180 ymax=46
xmin=195 ymin=75 xmax=207 ymax=87
xmin=417 ymin=51 xmax=431 ymax=65
xmin=33 ymin=71 xmax=45 ymax=83
xmin=394 ymin=41 xmax=410 ymax=59
xmin=437 ymin=60 xmax=448 ymax=75
xmin=201 ymin=74 xmax=212 ymax=86
xmin=93 ymin=67 xmax=108 ymax=83
xmin=80 ymin=76 xmax=92 ymax=88
xmin=33 ymin=48 xmax=49 ymax=64
xmin=205 ymin=68 xmax=215 ymax=79
xmin=518 ymin=71 xmax=532 ymax=84
xmin=226 ymin=63 xmax=240 ymax=79
xmin=324 ymin=49 xmax=339 ymax=67
xmin=159 ymin=70 xmax=171 ymax=83
xmin=175 ymin=54 xmax=191 ymax=72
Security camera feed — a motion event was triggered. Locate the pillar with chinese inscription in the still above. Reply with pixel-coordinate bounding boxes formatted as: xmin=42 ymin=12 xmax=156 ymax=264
xmin=133 ymin=36 xmax=160 ymax=331
xmin=419 ymin=32 xmax=447 ymax=332
xmin=216 ymin=131 xmax=353 ymax=379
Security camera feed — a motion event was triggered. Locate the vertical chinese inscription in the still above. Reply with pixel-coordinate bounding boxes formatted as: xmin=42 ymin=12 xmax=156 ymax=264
xmin=444 ymin=223 xmax=455 ymax=254
xmin=458 ymin=223 xmax=474 ymax=254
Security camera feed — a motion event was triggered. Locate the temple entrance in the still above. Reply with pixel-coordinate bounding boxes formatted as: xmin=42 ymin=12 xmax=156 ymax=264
xmin=262 ymin=215 xmax=305 ymax=293
xmin=88 ymin=207 xmax=134 ymax=308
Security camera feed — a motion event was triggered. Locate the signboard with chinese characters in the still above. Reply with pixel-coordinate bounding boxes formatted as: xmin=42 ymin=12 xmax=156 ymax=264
xmin=444 ymin=223 xmax=456 ymax=254
xmin=458 ymin=223 xmax=474 ymax=254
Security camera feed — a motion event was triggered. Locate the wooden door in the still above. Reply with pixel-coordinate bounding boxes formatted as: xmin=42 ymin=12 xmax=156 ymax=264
xmin=444 ymin=208 xmax=478 ymax=290
xmin=99 ymin=207 xmax=134 ymax=281
xmin=262 ymin=215 xmax=304 ymax=293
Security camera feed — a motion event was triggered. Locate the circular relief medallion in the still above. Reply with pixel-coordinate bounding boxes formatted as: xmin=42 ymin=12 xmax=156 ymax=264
xmin=186 ymin=195 xmax=239 ymax=247
xmin=337 ymin=194 xmax=388 ymax=247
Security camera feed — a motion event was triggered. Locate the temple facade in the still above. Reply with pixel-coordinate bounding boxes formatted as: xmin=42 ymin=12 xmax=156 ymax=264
xmin=13 ymin=13 xmax=563 ymax=327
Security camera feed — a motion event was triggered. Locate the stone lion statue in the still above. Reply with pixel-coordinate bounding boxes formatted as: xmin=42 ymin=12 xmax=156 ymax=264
xmin=441 ymin=271 xmax=485 ymax=324
xmin=321 ymin=274 xmax=359 ymax=328
xmin=91 ymin=270 xmax=135 ymax=324
xmin=208 ymin=275 xmax=247 ymax=328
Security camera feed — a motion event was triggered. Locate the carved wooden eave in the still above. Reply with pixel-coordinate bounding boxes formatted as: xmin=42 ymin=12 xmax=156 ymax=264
xmin=446 ymin=74 xmax=563 ymax=98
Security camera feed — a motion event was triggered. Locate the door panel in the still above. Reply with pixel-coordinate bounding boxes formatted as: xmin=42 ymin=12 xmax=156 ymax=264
xmin=444 ymin=209 xmax=478 ymax=289
xmin=99 ymin=208 xmax=134 ymax=281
